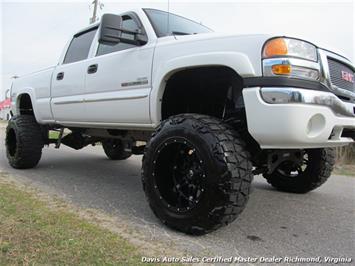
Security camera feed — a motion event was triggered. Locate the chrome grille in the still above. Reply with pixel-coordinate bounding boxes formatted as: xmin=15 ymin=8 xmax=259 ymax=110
xmin=327 ymin=58 xmax=355 ymax=93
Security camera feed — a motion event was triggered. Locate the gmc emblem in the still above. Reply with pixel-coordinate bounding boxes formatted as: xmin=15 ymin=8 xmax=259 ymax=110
xmin=341 ymin=71 xmax=354 ymax=83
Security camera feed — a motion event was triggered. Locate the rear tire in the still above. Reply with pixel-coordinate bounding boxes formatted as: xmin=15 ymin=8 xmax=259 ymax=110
xmin=102 ymin=139 xmax=132 ymax=160
xmin=142 ymin=114 xmax=253 ymax=235
xmin=264 ymin=148 xmax=335 ymax=193
xmin=5 ymin=115 xmax=44 ymax=169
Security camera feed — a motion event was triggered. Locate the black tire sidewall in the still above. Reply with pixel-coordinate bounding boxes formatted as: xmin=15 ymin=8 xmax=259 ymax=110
xmin=5 ymin=115 xmax=44 ymax=169
xmin=143 ymin=115 xmax=252 ymax=234
xmin=6 ymin=118 xmax=21 ymax=162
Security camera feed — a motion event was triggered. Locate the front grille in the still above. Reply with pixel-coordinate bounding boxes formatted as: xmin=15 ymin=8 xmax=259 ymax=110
xmin=327 ymin=58 xmax=355 ymax=93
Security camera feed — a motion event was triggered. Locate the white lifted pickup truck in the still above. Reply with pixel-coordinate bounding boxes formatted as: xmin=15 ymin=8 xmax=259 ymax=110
xmin=6 ymin=8 xmax=355 ymax=234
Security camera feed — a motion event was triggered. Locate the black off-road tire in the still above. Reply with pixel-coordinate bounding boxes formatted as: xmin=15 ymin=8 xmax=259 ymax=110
xmin=5 ymin=115 xmax=44 ymax=169
xmin=102 ymin=139 xmax=132 ymax=160
xmin=142 ymin=114 xmax=253 ymax=235
xmin=264 ymin=148 xmax=335 ymax=193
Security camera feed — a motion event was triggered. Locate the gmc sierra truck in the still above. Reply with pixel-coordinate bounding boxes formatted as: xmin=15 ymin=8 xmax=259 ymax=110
xmin=6 ymin=8 xmax=355 ymax=235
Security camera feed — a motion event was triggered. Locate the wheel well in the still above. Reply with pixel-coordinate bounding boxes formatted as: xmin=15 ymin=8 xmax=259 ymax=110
xmin=18 ymin=94 xmax=34 ymax=116
xmin=161 ymin=66 xmax=245 ymax=120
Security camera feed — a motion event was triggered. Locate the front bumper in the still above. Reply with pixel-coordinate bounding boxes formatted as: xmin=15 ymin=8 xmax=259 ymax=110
xmin=243 ymin=87 xmax=355 ymax=149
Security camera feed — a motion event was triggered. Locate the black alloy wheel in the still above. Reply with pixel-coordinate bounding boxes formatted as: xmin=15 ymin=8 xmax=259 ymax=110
xmin=152 ymin=137 xmax=206 ymax=213
xmin=102 ymin=139 xmax=132 ymax=160
xmin=264 ymin=148 xmax=335 ymax=193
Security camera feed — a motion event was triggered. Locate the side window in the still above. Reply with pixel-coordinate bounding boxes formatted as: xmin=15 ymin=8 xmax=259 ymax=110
xmin=63 ymin=28 xmax=97 ymax=64
xmin=96 ymin=16 xmax=140 ymax=56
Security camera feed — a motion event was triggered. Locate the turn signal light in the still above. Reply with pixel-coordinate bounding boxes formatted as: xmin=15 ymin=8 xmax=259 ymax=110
xmin=272 ymin=64 xmax=292 ymax=75
xmin=263 ymin=38 xmax=288 ymax=58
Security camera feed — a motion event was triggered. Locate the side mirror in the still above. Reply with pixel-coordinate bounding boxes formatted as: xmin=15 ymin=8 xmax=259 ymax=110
xmin=98 ymin=14 xmax=123 ymax=45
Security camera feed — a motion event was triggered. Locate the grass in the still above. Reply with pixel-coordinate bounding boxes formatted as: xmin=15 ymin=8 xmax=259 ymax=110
xmin=48 ymin=130 xmax=60 ymax=140
xmin=0 ymin=181 xmax=152 ymax=265
xmin=333 ymin=164 xmax=355 ymax=177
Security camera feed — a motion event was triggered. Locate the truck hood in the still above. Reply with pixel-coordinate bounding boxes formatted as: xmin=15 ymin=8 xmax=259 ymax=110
xmin=174 ymin=32 xmax=272 ymax=46
xmin=174 ymin=32 xmax=352 ymax=63
xmin=154 ymin=32 xmax=271 ymax=77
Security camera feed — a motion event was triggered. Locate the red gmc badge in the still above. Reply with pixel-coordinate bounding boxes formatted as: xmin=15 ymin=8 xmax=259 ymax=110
xmin=341 ymin=71 xmax=354 ymax=83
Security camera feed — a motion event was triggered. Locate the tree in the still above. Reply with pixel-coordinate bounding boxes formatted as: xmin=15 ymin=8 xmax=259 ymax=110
xmin=336 ymin=143 xmax=355 ymax=164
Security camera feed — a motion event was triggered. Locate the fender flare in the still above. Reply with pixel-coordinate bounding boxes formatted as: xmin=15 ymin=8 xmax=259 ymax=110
xmin=15 ymin=88 xmax=41 ymax=122
xmin=150 ymin=52 xmax=256 ymax=124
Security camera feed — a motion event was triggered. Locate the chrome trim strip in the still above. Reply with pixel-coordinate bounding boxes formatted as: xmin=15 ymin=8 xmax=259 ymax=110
xmin=121 ymin=80 xmax=149 ymax=87
xmin=263 ymin=57 xmax=320 ymax=80
xmin=53 ymin=100 xmax=84 ymax=105
xmin=53 ymin=94 xmax=148 ymax=105
xmin=84 ymin=94 xmax=148 ymax=103
xmin=260 ymin=87 xmax=355 ymax=117
xmin=318 ymin=49 xmax=332 ymax=88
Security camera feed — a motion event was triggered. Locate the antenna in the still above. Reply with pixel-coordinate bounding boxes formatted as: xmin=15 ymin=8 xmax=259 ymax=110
xmin=90 ymin=0 xmax=98 ymax=24
xmin=90 ymin=0 xmax=104 ymax=24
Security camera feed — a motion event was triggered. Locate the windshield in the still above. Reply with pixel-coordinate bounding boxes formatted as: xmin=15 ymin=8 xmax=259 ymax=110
xmin=144 ymin=9 xmax=212 ymax=37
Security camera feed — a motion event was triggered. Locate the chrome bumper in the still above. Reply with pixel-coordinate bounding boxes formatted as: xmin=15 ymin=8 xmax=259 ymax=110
xmin=260 ymin=87 xmax=355 ymax=117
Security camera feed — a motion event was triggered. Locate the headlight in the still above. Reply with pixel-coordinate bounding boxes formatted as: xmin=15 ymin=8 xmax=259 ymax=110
xmin=262 ymin=37 xmax=320 ymax=81
xmin=263 ymin=37 xmax=317 ymax=62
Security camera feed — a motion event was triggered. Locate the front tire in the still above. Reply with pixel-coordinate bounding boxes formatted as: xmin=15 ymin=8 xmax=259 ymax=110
xmin=142 ymin=114 xmax=253 ymax=235
xmin=264 ymin=148 xmax=335 ymax=193
xmin=5 ymin=115 xmax=44 ymax=169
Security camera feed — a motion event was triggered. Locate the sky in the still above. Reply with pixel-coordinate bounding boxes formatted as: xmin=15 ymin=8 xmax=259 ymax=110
xmin=0 ymin=0 xmax=354 ymax=100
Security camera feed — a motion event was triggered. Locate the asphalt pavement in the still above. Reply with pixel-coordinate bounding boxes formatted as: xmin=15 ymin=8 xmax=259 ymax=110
xmin=0 ymin=127 xmax=354 ymax=264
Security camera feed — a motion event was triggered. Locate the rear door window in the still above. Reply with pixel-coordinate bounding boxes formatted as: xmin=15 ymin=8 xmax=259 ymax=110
xmin=63 ymin=28 xmax=97 ymax=64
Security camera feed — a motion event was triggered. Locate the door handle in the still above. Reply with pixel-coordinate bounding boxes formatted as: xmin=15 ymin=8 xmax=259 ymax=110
xmin=56 ymin=72 xmax=64 ymax=80
xmin=87 ymin=64 xmax=98 ymax=74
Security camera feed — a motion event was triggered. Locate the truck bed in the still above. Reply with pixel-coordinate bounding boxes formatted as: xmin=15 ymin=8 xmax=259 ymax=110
xmin=11 ymin=66 xmax=55 ymax=123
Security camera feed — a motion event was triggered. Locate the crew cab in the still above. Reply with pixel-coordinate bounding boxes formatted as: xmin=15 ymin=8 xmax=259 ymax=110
xmin=6 ymin=8 xmax=355 ymax=235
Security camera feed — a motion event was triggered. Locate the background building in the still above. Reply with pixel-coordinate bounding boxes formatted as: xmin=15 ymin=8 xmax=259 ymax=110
xmin=0 ymin=98 xmax=11 ymax=120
